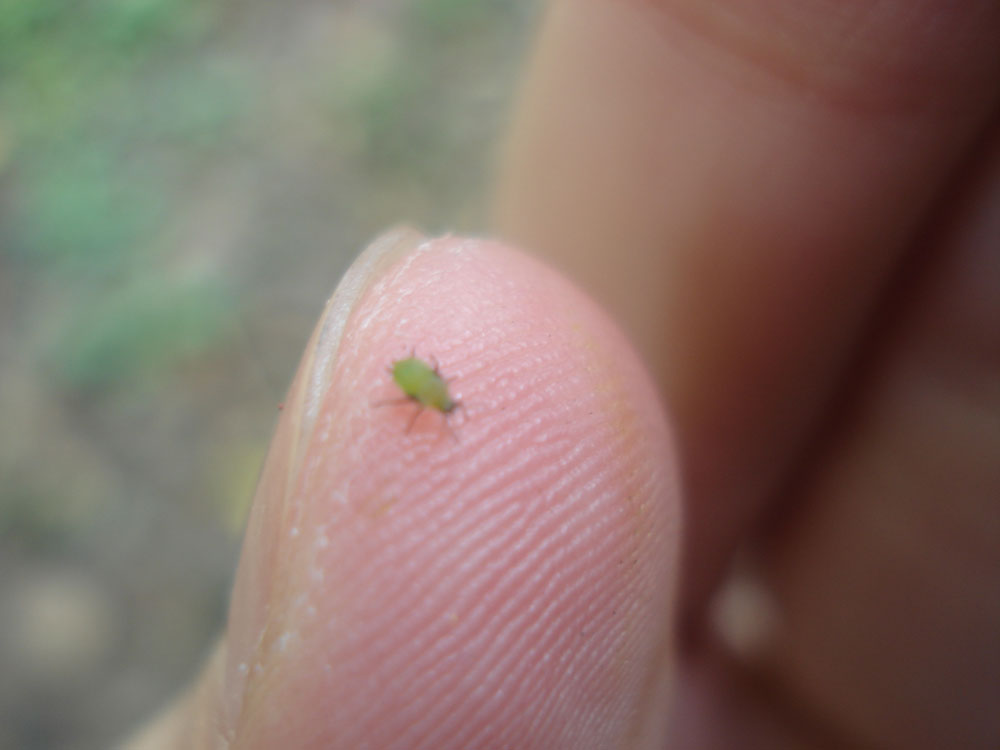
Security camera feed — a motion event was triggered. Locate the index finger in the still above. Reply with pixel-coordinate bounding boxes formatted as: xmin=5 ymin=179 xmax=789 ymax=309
xmin=494 ymin=0 xmax=1000 ymax=619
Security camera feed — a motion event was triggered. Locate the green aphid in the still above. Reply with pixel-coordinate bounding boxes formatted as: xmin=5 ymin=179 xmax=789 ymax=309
xmin=376 ymin=353 xmax=462 ymax=438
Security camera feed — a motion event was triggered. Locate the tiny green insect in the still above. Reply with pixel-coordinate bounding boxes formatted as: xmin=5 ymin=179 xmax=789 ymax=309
xmin=375 ymin=353 xmax=462 ymax=438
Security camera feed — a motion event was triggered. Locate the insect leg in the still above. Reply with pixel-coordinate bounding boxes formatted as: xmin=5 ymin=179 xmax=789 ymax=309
xmin=405 ymin=406 xmax=423 ymax=433
xmin=371 ymin=396 xmax=413 ymax=408
xmin=442 ymin=416 xmax=459 ymax=443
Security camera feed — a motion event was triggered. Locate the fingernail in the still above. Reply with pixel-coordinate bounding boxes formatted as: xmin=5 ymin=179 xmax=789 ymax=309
xmin=287 ymin=226 xmax=426 ymax=475
xmin=221 ymin=226 xmax=425 ymax=738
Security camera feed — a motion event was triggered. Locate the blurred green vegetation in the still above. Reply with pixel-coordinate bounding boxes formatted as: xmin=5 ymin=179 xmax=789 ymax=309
xmin=0 ymin=0 xmax=242 ymax=388
xmin=16 ymin=146 xmax=164 ymax=272
xmin=332 ymin=0 xmax=520 ymax=184
xmin=409 ymin=0 xmax=512 ymax=36
xmin=51 ymin=278 xmax=233 ymax=388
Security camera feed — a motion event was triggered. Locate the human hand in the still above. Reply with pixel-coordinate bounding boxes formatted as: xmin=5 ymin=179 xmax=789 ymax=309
xmin=124 ymin=226 xmax=680 ymax=748
xmin=496 ymin=1 xmax=1000 ymax=748
xmin=126 ymin=1 xmax=999 ymax=748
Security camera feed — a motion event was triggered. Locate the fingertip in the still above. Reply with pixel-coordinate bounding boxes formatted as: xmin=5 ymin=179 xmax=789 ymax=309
xmin=225 ymin=234 xmax=683 ymax=748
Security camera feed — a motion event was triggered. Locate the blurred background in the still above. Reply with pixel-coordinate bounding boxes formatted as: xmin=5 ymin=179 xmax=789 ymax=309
xmin=0 ymin=1 xmax=538 ymax=746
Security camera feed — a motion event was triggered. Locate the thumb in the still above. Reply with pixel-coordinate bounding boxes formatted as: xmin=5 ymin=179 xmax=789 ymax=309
xmin=124 ymin=229 xmax=682 ymax=749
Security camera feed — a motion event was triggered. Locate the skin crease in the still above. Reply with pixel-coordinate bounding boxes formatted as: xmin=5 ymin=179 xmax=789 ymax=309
xmin=126 ymin=0 xmax=999 ymax=748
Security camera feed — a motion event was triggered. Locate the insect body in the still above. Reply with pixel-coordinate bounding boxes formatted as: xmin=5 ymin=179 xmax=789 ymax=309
xmin=377 ymin=354 xmax=462 ymax=437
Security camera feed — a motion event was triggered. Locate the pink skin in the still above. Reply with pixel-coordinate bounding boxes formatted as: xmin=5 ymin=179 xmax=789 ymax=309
xmin=220 ymin=232 xmax=681 ymax=748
